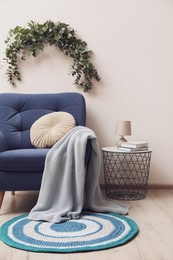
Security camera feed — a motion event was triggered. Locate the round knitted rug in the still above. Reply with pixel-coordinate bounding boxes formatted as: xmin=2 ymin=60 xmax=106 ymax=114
xmin=0 ymin=212 xmax=138 ymax=253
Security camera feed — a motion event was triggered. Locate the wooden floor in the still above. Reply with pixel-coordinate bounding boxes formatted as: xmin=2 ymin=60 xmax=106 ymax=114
xmin=0 ymin=189 xmax=173 ymax=260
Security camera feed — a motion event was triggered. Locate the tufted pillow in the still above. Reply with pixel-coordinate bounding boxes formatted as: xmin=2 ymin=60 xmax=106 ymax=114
xmin=30 ymin=112 xmax=76 ymax=148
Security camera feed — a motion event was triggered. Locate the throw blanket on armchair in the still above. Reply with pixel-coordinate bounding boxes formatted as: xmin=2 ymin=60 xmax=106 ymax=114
xmin=28 ymin=126 xmax=130 ymax=223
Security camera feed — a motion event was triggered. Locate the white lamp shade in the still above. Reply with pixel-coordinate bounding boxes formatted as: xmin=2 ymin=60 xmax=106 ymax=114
xmin=115 ymin=120 xmax=132 ymax=136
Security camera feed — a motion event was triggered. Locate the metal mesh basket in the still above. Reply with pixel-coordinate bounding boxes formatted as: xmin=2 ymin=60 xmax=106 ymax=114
xmin=102 ymin=149 xmax=152 ymax=200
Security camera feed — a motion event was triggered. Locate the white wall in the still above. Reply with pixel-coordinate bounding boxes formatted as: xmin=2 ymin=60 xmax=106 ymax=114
xmin=0 ymin=0 xmax=173 ymax=185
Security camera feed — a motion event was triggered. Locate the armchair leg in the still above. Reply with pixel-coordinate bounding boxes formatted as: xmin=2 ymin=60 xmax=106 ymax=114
xmin=0 ymin=191 xmax=5 ymax=209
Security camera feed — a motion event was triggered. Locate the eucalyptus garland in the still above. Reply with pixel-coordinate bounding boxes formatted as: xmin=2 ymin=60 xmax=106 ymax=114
xmin=3 ymin=20 xmax=100 ymax=92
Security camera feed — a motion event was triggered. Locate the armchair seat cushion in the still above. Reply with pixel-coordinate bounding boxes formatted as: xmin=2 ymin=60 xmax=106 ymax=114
xmin=0 ymin=149 xmax=49 ymax=172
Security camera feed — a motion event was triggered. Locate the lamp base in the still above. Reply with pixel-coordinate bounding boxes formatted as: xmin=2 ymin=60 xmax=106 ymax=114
xmin=116 ymin=137 xmax=127 ymax=148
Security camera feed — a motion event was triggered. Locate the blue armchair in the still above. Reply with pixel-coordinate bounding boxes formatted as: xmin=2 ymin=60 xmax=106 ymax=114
xmin=0 ymin=92 xmax=86 ymax=209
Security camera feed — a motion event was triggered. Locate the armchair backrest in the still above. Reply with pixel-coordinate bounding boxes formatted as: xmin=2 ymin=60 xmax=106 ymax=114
xmin=0 ymin=92 xmax=86 ymax=150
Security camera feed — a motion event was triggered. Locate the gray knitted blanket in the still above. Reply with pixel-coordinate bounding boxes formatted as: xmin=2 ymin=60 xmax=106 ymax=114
xmin=28 ymin=126 xmax=130 ymax=223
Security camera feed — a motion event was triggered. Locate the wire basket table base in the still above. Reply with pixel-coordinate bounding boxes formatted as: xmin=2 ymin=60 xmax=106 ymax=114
xmin=102 ymin=148 xmax=152 ymax=200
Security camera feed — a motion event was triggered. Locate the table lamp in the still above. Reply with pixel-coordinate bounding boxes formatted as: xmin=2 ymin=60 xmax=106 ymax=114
xmin=115 ymin=120 xmax=132 ymax=147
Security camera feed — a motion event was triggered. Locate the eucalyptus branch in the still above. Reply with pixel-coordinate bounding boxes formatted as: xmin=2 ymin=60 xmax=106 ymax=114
xmin=3 ymin=20 xmax=100 ymax=92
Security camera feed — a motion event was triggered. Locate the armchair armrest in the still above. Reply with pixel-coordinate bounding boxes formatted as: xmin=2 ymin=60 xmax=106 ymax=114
xmin=0 ymin=131 xmax=9 ymax=152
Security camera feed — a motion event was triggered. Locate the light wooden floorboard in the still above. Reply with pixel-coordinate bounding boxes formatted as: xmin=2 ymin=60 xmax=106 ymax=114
xmin=0 ymin=189 xmax=173 ymax=260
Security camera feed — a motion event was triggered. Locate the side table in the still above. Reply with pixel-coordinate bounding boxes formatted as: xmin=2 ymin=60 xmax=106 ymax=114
xmin=102 ymin=146 xmax=152 ymax=200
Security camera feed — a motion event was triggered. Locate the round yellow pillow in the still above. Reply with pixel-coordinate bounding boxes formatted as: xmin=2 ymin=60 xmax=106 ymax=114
xmin=30 ymin=112 xmax=76 ymax=148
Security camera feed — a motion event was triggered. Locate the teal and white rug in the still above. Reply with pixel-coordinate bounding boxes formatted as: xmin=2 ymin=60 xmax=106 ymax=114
xmin=0 ymin=212 xmax=138 ymax=253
